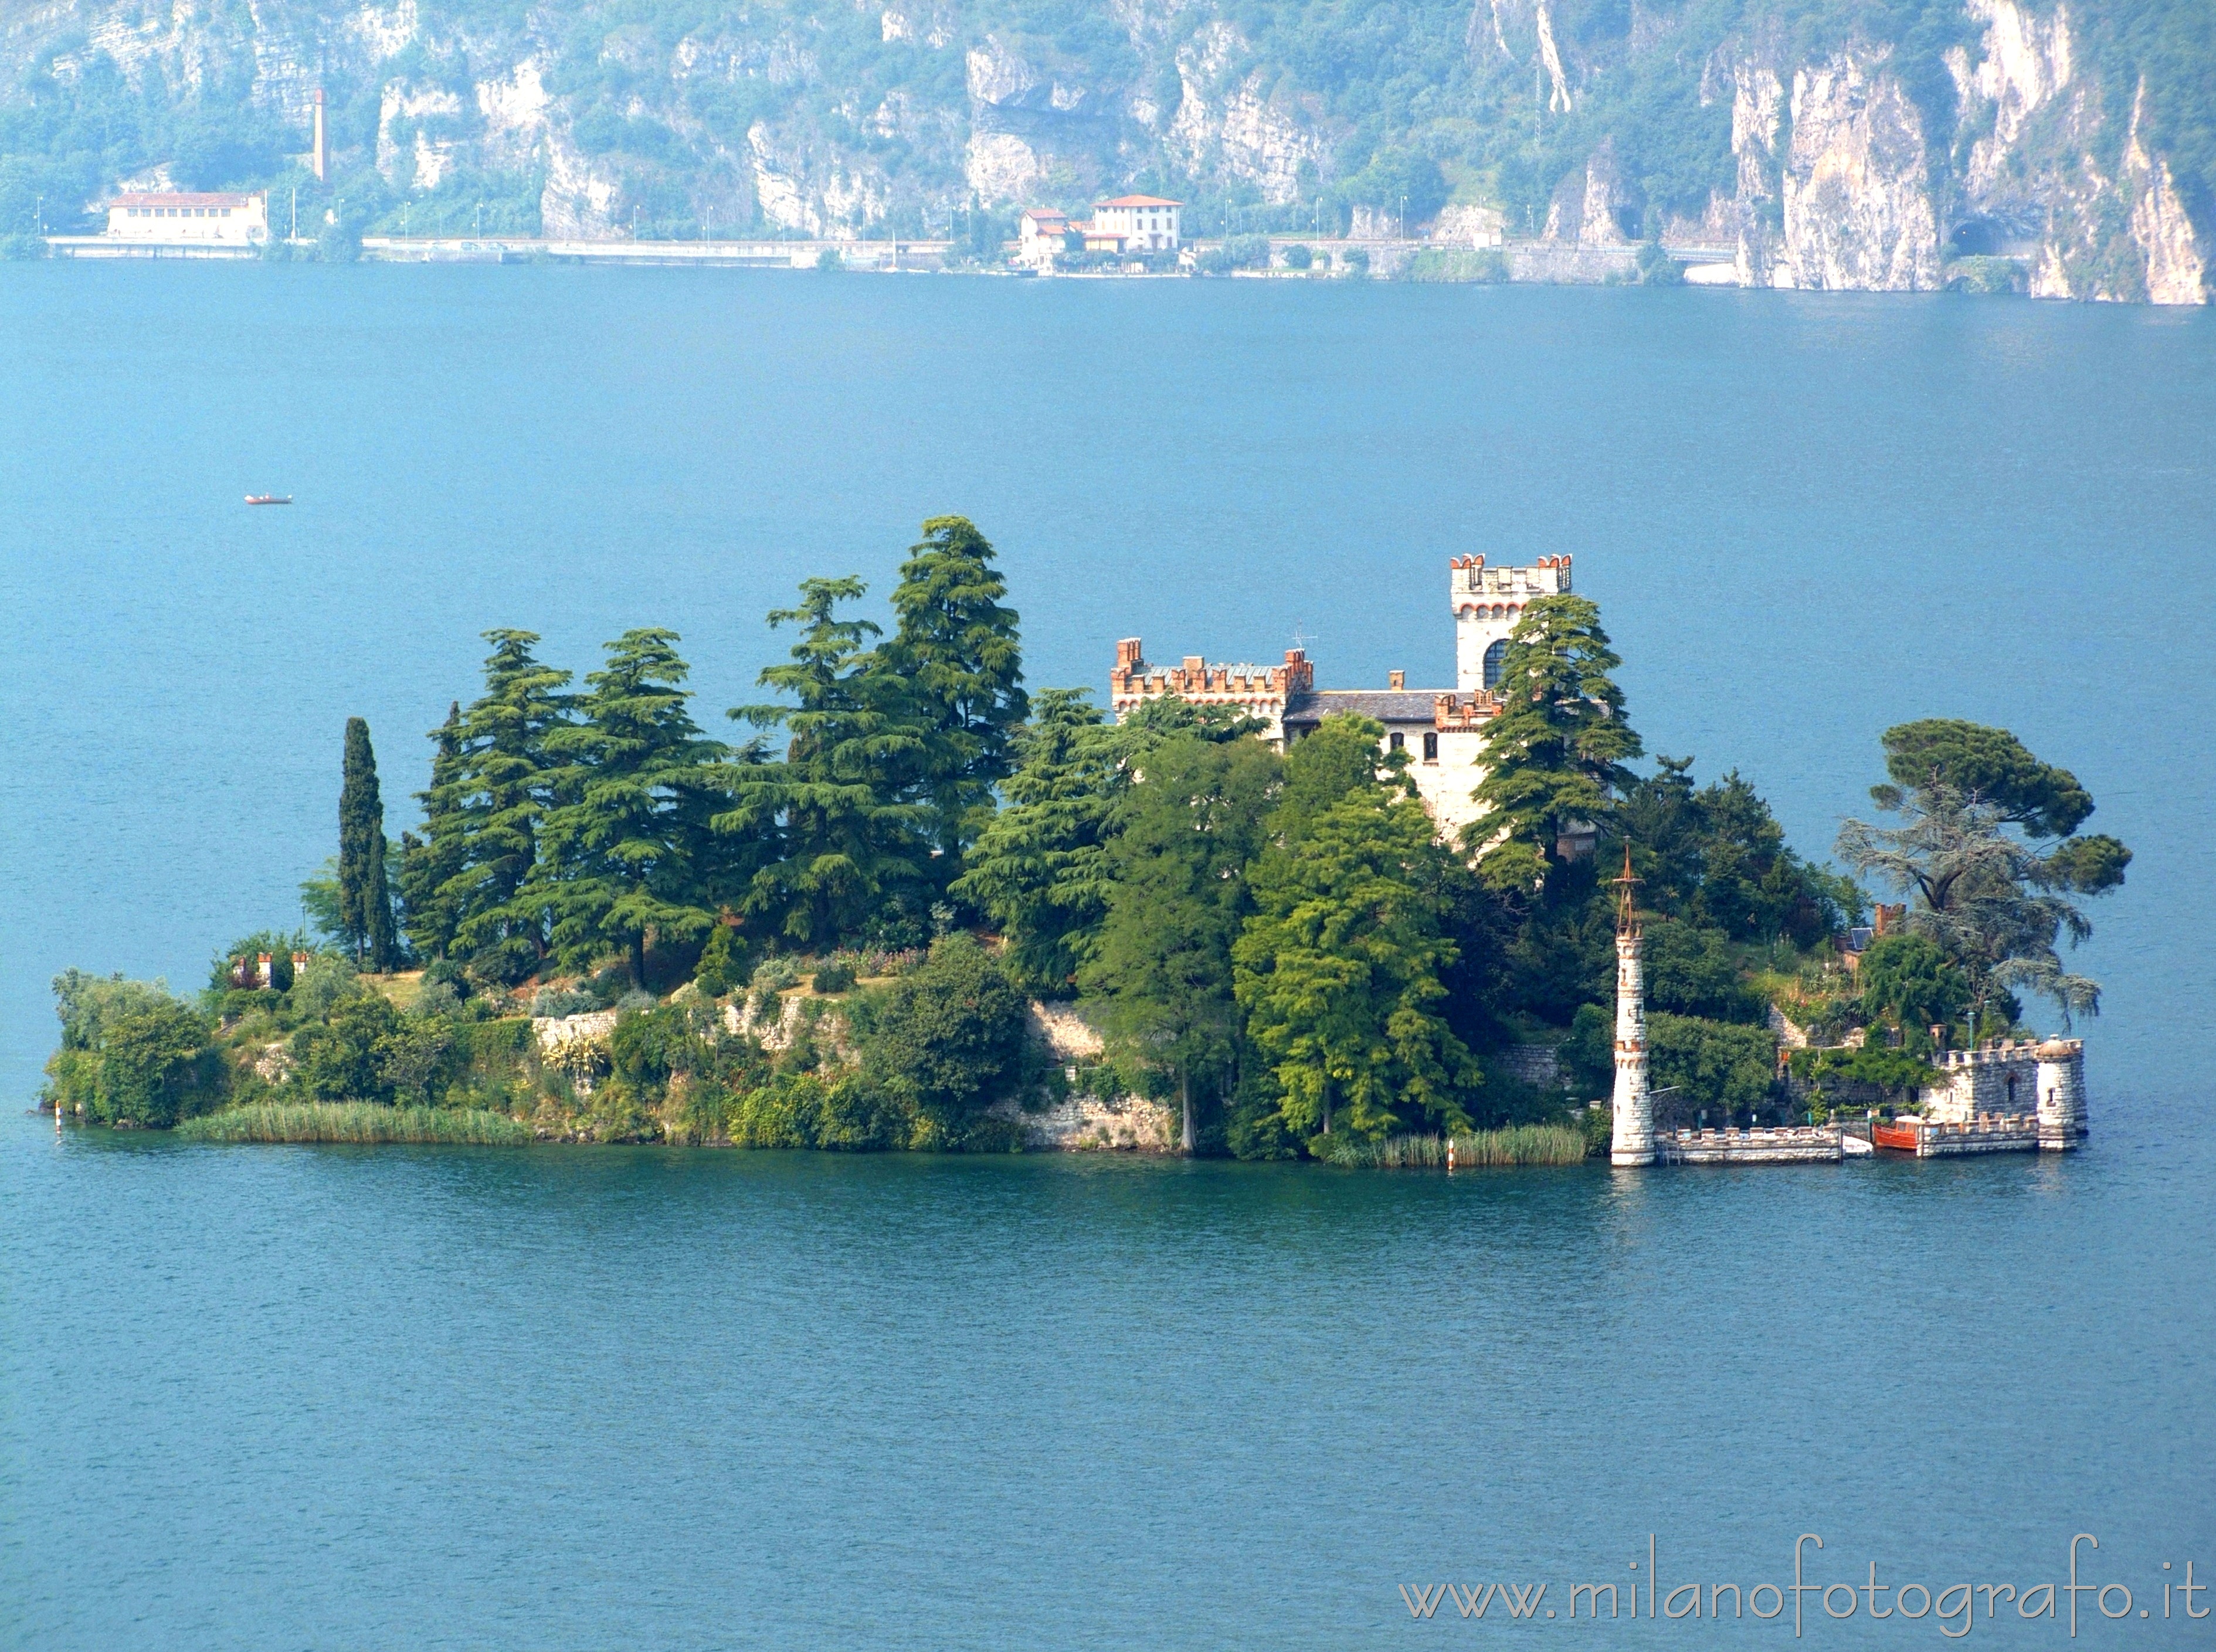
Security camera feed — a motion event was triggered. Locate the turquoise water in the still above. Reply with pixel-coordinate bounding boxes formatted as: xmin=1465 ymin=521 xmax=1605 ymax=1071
xmin=3 ymin=268 xmax=2214 ymax=1646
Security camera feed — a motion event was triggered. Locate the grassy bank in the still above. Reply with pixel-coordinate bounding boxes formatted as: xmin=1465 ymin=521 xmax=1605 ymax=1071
xmin=176 ymin=1103 xmax=530 ymax=1145
xmin=1315 ymin=1125 xmax=1590 ymax=1168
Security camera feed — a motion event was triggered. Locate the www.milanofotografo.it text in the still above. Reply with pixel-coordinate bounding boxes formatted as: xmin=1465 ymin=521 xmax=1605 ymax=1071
xmin=1400 ymin=1537 xmax=2212 ymax=1637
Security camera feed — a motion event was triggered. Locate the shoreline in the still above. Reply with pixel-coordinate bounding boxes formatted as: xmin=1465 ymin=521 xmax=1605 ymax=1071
xmin=26 ymin=232 xmax=2088 ymax=300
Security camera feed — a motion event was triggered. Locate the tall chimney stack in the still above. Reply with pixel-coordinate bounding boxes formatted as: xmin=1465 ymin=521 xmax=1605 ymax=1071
xmin=312 ymin=88 xmax=327 ymax=181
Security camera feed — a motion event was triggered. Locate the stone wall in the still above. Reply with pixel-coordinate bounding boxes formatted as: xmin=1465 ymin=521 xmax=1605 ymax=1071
xmin=985 ymin=1091 xmax=1176 ymax=1151
xmin=1505 ymin=244 xmax=1640 ymax=284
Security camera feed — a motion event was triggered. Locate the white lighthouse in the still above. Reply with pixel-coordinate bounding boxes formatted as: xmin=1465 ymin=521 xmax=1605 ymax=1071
xmin=1609 ymin=847 xmax=1657 ymax=1167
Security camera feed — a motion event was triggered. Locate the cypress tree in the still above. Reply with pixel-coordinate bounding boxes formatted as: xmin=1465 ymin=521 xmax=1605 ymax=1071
xmin=338 ymin=717 xmax=399 ymax=971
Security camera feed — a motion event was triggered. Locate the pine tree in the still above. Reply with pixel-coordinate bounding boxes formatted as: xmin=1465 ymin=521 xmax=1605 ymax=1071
xmin=951 ymin=689 xmax=1122 ymax=990
xmin=398 ymin=701 xmax=467 ymax=960
xmin=338 ymin=717 xmax=399 ymax=971
xmin=1236 ymin=777 xmax=1478 ymax=1144
xmin=1077 ymin=736 xmax=1278 ymax=1153
xmin=954 ymin=689 xmax=1278 ymax=992
xmin=530 ymin=629 xmax=728 ymax=988
xmin=1465 ymin=593 xmax=1643 ymax=892
xmin=880 ymin=516 xmax=1029 ymax=881
xmin=720 ymin=577 xmax=931 ymax=950
xmin=443 ymin=631 xmax=575 ymax=980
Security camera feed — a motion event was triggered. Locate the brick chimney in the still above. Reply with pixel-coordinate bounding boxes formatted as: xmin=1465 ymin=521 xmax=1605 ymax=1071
xmin=1389 ymin=669 xmax=1405 ymax=690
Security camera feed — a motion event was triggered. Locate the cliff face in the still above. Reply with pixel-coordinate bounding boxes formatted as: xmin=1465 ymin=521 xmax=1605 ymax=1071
xmin=1 ymin=0 xmax=2206 ymax=300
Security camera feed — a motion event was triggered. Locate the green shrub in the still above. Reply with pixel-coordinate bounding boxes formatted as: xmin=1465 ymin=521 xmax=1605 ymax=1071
xmin=1646 ymin=1012 xmax=1777 ymax=1116
xmin=1406 ymin=248 xmax=1509 ymax=283
xmin=1636 ymin=241 xmax=1685 ymax=285
xmin=1198 ymin=232 xmax=1271 ymax=274
xmin=858 ymin=933 xmax=1029 ymax=1134
xmin=44 ymin=971 xmax=226 ymax=1127
xmin=694 ymin=923 xmax=748 ymax=995
xmin=1282 ymin=243 xmax=1313 ymax=270
xmin=292 ymin=990 xmax=405 ymax=1102
xmin=1643 ymin=920 xmax=1764 ymax=1022
xmin=1944 ymin=256 xmax=2025 ymax=295
xmin=812 ymin=960 xmax=857 ymax=995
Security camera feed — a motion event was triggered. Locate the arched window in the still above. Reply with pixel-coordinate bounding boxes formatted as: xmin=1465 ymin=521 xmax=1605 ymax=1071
xmin=1482 ymin=638 xmax=1509 ymax=690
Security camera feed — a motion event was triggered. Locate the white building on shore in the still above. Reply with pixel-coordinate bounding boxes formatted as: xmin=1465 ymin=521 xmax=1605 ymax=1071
xmin=104 ymin=192 xmax=269 ymax=247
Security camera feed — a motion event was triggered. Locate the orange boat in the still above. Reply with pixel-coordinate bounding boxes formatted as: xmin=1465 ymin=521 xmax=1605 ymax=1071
xmin=245 ymin=494 xmax=293 ymax=505
xmin=1872 ymin=1119 xmax=1923 ymax=1152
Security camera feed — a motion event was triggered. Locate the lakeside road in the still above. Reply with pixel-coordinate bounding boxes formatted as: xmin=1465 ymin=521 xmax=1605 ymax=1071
xmin=42 ymin=230 xmax=1746 ymax=283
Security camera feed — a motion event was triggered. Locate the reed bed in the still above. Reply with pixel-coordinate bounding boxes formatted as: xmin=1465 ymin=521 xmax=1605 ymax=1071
xmin=177 ymin=1103 xmax=530 ymax=1145
xmin=1318 ymin=1124 xmax=1589 ymax=1169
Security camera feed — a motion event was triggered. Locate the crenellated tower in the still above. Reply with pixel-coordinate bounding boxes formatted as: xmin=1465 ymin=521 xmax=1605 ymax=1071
xmin=1609 ymin=846 xmax=1657 ymax=1167
xmin=1450 ymin=553 xmax=1574 ymax=694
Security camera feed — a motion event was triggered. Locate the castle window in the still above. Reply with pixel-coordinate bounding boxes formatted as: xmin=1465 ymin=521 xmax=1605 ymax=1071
xmin=1482 ymin=638 xmax=1509 ymax=689
xmin=1423 ymin=732 xmax=1438 ymax=762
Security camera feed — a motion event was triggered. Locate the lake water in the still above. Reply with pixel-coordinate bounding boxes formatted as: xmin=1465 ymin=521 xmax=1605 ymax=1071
xmin=2 ymin=267 xmax=2212 ymax=1647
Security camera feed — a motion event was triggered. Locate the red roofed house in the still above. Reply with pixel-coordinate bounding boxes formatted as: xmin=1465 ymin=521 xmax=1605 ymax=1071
xmin=105 ymin=191 xmax=269 ymax=246
xmin=1088 ymin=195 xmax=1182 ymax=251
xmin=1016 ymin=208 xmax=1070 ymax=268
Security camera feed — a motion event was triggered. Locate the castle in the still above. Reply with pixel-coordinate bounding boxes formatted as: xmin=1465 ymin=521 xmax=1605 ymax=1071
xmin=1109 ymin=553 xmax=1577 ymax=841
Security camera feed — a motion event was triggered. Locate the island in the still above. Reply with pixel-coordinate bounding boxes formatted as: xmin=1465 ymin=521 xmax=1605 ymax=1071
xmin=42 ymin=518 xmax=2129 ymax=1165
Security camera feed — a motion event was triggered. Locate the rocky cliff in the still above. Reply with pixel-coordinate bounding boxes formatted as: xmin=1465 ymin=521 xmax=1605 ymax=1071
xmin=1 ymin=0 xmax=2206 ymax=300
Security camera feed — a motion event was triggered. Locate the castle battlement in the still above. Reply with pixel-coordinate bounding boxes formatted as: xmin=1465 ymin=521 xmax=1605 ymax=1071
xmin=1432 ymin=691 xmax=1503 ymax=731
xmin=1453 ymin=555 xmax=1574 ymax=693
xmin=1919 ymin=1036 xmax=2086 ymax=1147
xmin=1939 ymin=1037 xmax=2082 ymax=1068
xmin=1109 ymin=638 xmax=1312 ymax=741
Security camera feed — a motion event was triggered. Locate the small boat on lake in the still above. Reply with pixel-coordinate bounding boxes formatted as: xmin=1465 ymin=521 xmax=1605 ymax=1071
xmin=245 ymin=494 xmax=293 ymax=506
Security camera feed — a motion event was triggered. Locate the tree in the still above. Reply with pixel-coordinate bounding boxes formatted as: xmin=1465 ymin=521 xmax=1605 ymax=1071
xmin=1645 ymin=1012 xmax=1777 ymax=1123
xmin=880 ymin=516 xmax=1029 ymax=879
xmin=955 ymin=691 xmax=1271 ymax=993
xmin=96 ymin=998 xmax=225 ymax=1126
xmin=1856 ymin=933 xmax=1969 ymax=1042
xmin=398 ymin=701 xmax=466 ymax=961
xmin=530 ymin=629 xmax=728 ymax=988
xmin=1838 ymin=784 xmax=2104 ymax=1029
xmin=44 ymin=971 xmax=223 ymax=1126
xmin=294 ymin=990 xmax=405 ymax=1103
xmin=338 ymin=717 xmax=399 ymax=971
xmin=1237 ymin=759 xmax=1478 ymax=1145
xmin=1877 ymin=719 xmax=2129 ymax=893
xmin=953 ymin=689 xmax=1124 ymax=990
xmin=1079 ymin=736 xmax=1279 ymax=1153
xmin=1465 ymin=594 xmax=1643 ymax=892
xmin=721 ymin=577 xmax=931 ymax=950
xmin=1878 ymin=720 xmax=2093 ymax=837
xmin=440 ymin=632 xmax=576 ymax=981
xmin=858 ymin=933 xmax=1030 ymax=1143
